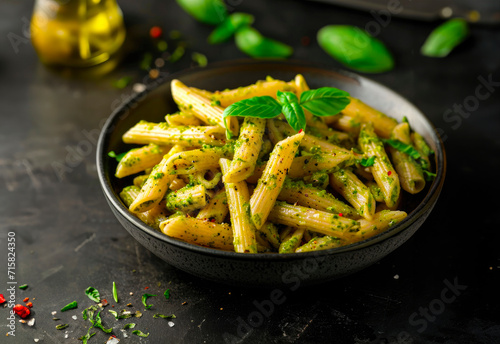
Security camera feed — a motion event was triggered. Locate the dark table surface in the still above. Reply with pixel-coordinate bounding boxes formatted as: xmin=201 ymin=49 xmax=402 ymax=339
xmin=1 ymin=1 xmax=499 ymax=343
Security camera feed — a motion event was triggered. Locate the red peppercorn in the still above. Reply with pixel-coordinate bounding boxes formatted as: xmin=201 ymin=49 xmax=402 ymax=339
xmin=13 ymin=304 xmax=30 ymax=318
xmin=0 ymin=294 xmax=5 ymax=304
xmin=388 ymin=171 xmax=392 ymax=176
xmin=23 ymin=297 xmax=29 ymax=302
xmin=338 ymin=213 xmax=343 ymax=217
xmin=150 ymin=26 xmax=163 ymax=39
xmin=26 ymin=302 xmax=33 ymax=308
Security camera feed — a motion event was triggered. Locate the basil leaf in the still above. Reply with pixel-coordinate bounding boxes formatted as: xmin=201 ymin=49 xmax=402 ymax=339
xmin=112 ymin=282 xmax=118 ymax=303
xmin=19 ymin=284 xmax=28 ymax=290
xmin=235 ymin=26 xmax=293 ymax=58
xmin=85 ymin=286 xmax=100 ymax=303
xmin=109 ymin=309 xmax=133 ymax=319
xmin=382 ymin=139 xmax=421 ymax=160
xmin=359 ymin=156 xmax=376 ymax=167
xmin=421 ymin=18 xmax=468 ymax=57
xmin=61 ymin=301 xmax=78 ymax=312
xmin=164 ymin=289 xmax=170 ymax=300
xmin=277 ymin=91 xmax=306 ymax=132
xmin=176 ymin=0 xmax=227 ymax=25
xmin=208 ymin=12 xmax=254 ymax=44
xmin=317 ymin=25 xmax=394 ymax=73
xmin=123 ymin=323 xmax=136 ymax=329
xmin=153 ymin=313 xmax=177 ymax=319
xmin=108 ymin=151 xmax=126 ymax=162
xmin=92 ymin=311 xmax=112 ymax=333
xmin=300 ymin=87 xmax=350 ymax=117
xmin=223 ymin=96 xmax=281 ymax=137
xmin=132 ymin=330 xmax=150 ymax=338
xmin=142 ymin=293 xmax=157 ymax=310
xmin=79 ymin=331 xmax=96 ymax=344
xmin=423 ymin=170 xmax=437 ymax=181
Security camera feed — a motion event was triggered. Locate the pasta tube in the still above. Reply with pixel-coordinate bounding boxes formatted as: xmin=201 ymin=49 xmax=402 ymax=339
xmin=330 ymin=168 xmax=376 ymax=220
xmin=220 ymin=158 xmax=258 ymax=253
xmin=129 ymin=145 xmax=184 ymax=213
xmin=115 ymin=144 xmax=170 ymax=178
xmin=224 ymin=117 xmax=266 ymax=183
xmin=212 ymin=76 xmax=296 ymax=108
xmin=249 ymin=130 xmax=304 ymax=229
xmin=122 ymin=121 xmax=227 ymax=147
xmin=389 ymin=123 xmax=426 ymax=194
xmin=288 ymin=152 xmax=356 ymax=179
xmin=165 ymin=112 xmax=202 ymax=126
xmin=171 ymin=79 xmax=239 ymax=136
xmin=160 ymin=215 xmax=234 ymax=251
xmin=196 ymin=188 xmax=229 ymax=223
xmin=359 ymin=122 xmax=400 ymax=208
xmin=162 ymin=145 xmax=234 ymax=175
xmin=120 ymin=185 xmax=169 ymax=230
xmin=279 ymin=227 xmax=305 ymax=254
xmin=349 ymin=210 xmax=407 ymax=243
xmin=268 ymin=202 xmax=360 ymax=239
xmin=278 ymin=179 xmax=358 ymax=218
xmin=165 ymin=184 xmax=207 ymax=213
xmin=295 ymin=236 xmax=343 ymax=253
xmin=342 ymin=97 xmax=397 ymax=139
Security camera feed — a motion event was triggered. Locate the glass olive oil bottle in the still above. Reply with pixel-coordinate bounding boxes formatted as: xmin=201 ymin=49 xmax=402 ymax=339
xmin=31 ymin=0 xmax=126 ymax=67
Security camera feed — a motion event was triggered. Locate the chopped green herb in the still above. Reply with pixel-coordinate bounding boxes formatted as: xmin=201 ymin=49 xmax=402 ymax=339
xmin=109 ymin=309 xmax=133 ymax=319
xmin=112 ymin=282 xmax=119 ymax=303
xmin=79 ymin=331 xmax=96 ymax=344
xmin=112 ymin=76 xmax=132 ymax=89
xmin=55 ymin=324 xmax=69 ymax=330
xmin=123 ymin=323 xmax=136 ymax=329
xmin=19 ymin=284 xmax=28 ymax=290
xmin=192 ymin=52 xmax=208 ymax=67
xmin=132 ymin=330 xmax=150 ymax=338
xmin=153 ymin=313 xmax=177 ymax=319
xmin=85 ymin=286 xmax=101 ymax=303
xmin=108 ymin=151 xmax=126 ymax=162
xmin=164 ymin=289 xmax=170 ymax=300
xmin=61 ymin=301 xmax=78 ymax=312
xmin=235 ymin=26 xmax=293 ymax=58
xmin=359 ymin=156 xmax=376 ymax=167
xmin=176 ymin=0 xmax=227 ymax=25
xmin=142 ymin=293 xmax=157 ymax=309
xmin=208 ymin=12 xmax=254 ymax=44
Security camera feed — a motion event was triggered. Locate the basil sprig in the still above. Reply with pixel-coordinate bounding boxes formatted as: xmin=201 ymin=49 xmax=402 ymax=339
xmin=208 ymin=12 xmax=254 ymax=44
xmin=421 ymin=18 xmax=469 ymax=58
xmin=222 ymin=87 xmax=350 ymax=137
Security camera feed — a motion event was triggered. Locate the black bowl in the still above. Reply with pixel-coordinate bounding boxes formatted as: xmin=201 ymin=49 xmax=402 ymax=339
xmin=96 ymin=60 xmax=446 ymax=287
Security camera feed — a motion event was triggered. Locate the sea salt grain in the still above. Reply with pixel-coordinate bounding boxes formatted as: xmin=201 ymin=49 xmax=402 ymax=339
xmin=168 ymin=321 xmax=175 ymax=327
xmin=72 ymin=315 xmax=77 ymax=320
xmin=393 ymin=274 xmax=400 ymax=280
xmin=27 ymin=318 xmax=35 ymax=326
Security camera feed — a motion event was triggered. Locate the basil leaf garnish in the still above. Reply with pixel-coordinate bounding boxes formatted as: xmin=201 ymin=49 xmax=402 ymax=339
xmin=421 ymin=18 xmax=469 ymax=57
xmin=317 ymin=25 xmax=394 ymax=73
xmin=208 ymin=12 xmax=254 ymax=44
xmin=277 ymin=91 xmax=306 ymax=132
xmin=85 ymin=286 xmax=100 ymax=303
xmin=235 ymin=26 xmax=293 ymax=58
xmin=108 ymin=151 xmax=126 ymax=162
xmin=142 ymin=293 xmax=157 ymax=310
xmin=132 ymin=330 xmax=150 ymax=337
xmin=300 ymin=87 xmax=350 ymax=117
xmin=175 ymin=0 xmax=228 ymax=25
xmin=61 ymin=301 xmax=78 ymax=312
xmin=359 ymin=156 xmax=376 ymax=167
xmin=382 ymin=139 xmax=421 ymax=160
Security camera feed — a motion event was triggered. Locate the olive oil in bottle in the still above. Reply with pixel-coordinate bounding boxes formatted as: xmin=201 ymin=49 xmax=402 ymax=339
xmin=31 ymin=0 xmax=126 ymax=67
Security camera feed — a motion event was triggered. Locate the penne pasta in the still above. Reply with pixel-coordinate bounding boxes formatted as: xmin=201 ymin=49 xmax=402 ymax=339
xmin=165 ymin=112 xmax=202 ymax=127
xmin=171 ymin=79 xmax=239 ymax=136
xmin=330 ymin=168 xmax=376 ymax=220
xmin=288 ymin=152 xmax=356 ymax=179
xmin=224 ymin=117 xmax=266 ymax=183
xmin=359 ymin=122 xmax=400 ymax=208
xmin=115 ymin=144 xmax=170 ymax=178
xmin=165 ymin=184 xmax=207 ymax=213
xmin=268 ymin=202 xmax=360 ymax=239
xmin=349 ymin=210 xmax=407 ymax=243
xmin=120 ymin=185 xmax=169 ymax=230
xmin=220 ymin=158 xmax=258 ymax=253
xmin=160 ymin=215 xmax=234 ymax=251
xmin=162 ymin=145 xmax=234 ymax=176
xmin=389 ymin=123 xmax=426 ymax=194
xmin=249 ymin=130 xmax=304 ymax=229
xmin=279 ymin=227 xmax=305 ymax=253
xmin=196 ymin=188 xmax=229 ymax=223
xmin=129 ymin=145 xmax=184 ymax=213
xmin=123 ymin=121 xmax=227 ymax=147
xmin=295 ymin=236 xmax=343 ymax=253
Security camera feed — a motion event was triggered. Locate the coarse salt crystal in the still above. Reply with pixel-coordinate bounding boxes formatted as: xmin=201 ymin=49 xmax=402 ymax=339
xmin=393 ymin=274 xmax=399 ymax=280
xmin=72 ymin=315 xmax=77 ymax=320
xmin=168 ymin=321 xmax=175 ymax=327
xmin=34 ymin=339 xmax=39 ymax=343
xmin=27 ymin=318 xmax=35 ymax=326
xmin=51 ymin=311 xmax=57 ymax=315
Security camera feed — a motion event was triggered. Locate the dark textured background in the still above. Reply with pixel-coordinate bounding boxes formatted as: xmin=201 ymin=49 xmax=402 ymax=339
xmin=0 ymin=0 xmax=499 ymax=343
